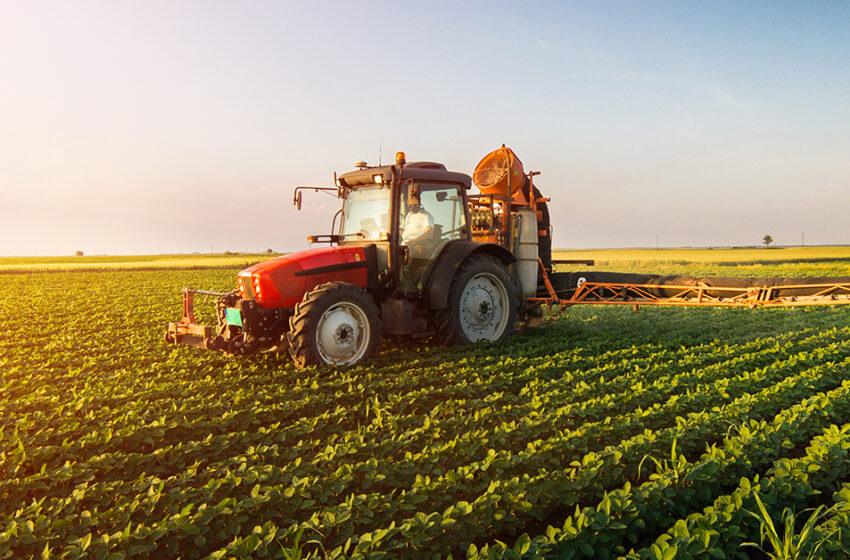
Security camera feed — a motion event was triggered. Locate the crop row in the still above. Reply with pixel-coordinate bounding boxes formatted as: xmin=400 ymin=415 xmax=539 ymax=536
xmin=6 ymin=325 xmax=840 ymax=501
xmin=472 ymin=378 xmax=850 ymax=558
xmin=273 ymin=358 xmax=850 ymax=559
xmin=7 ymin=311 xmax=843 ymax=481
xmin=4 ymin=269 xmax=850 ymax=559
xmin=10 ymin=349 xmax=838 ymax=560
xmin=4 ymin=326 xmax=836 ymax=510
xmin=621 ymin=421 xmax=850 ymax=559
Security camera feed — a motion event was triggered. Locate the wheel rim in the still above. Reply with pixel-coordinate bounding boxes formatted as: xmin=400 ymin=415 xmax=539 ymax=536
xmin=316 ymin=302 xmax=371 ymax=365
xmin=459 ymin=272 xmax=510 ymax=342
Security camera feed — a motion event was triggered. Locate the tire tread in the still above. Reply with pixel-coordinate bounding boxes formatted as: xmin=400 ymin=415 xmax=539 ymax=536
xmin=286 ymin=282 xmax=381 ymax=369
xmin=433 ymin=254 xmax=519 ymax=346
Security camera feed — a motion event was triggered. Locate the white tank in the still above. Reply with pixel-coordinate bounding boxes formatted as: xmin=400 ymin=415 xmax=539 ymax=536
xmin=517 ymin=207 xmax=539 ymax=298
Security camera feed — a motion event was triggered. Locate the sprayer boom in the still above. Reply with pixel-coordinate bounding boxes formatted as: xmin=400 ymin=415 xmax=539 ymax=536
xmin=531 ymin=270 xmax=850 ymax=313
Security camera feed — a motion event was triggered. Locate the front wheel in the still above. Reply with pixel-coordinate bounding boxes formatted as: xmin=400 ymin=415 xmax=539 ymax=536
xmin=287 ymin=282 xmax=381 ymax=369
xmin=434 ymin=254 xmax=519 ymax=346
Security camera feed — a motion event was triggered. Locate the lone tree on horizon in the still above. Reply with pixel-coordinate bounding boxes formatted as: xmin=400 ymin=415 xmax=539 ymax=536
xmin=763 ymin=234 xmax=774 ymax=248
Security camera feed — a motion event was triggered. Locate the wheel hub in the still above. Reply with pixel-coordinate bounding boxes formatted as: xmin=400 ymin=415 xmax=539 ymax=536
xmin=334 ymin=324 xmax=354 ymax=345
xmin=477 ymin=300 xmax=491 ymax=319
xmin=459 ymin=273 xmax=508 ymax=341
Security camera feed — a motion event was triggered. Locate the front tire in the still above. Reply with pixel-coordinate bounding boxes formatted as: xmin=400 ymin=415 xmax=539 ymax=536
xmin=287 ymin=282 xmax=381 ymax=369
xmin=434 ymin=254 xmax=519 ymax=346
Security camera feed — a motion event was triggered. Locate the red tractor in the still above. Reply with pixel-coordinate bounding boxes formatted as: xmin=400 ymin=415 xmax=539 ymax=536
xmin=167 ymin=147 xmax=850 ymax=368
xmin=167 ymin=148 xmax=552 ymax=368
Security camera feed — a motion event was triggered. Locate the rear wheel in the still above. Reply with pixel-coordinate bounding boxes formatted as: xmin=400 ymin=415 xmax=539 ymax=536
xmin=434 ymin=254 xmax=519 ymax=345
xmin=287 ymin=282 xmax=381 ymax=369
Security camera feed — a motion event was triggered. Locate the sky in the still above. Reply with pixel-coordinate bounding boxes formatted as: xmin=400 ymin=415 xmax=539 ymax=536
xmin=1 ymin=0 xmax=848 ymax=255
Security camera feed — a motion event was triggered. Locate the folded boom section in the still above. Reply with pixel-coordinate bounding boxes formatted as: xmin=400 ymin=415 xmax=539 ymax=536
xmin=544 ymin=271 xmax=850 ymax=308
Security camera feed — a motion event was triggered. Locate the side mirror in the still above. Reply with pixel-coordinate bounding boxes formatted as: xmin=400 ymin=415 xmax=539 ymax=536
xmin=295 ymin=191 xmax=302 ymax=210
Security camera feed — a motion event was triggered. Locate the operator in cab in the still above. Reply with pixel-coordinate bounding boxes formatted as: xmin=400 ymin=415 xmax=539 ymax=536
xmin=401 ymin=188 xmax=434 ymax=246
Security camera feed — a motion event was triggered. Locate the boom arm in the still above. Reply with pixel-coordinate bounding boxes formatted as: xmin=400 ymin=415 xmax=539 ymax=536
xmin=525 ymin=263 xmax=850 ymax=324
xmin=566 ymin=280 xmax=850 ymax=308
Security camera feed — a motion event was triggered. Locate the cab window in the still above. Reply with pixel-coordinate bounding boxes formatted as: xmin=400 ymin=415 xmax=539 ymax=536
xmin=339 ymin=186 xmax=390 ymax=241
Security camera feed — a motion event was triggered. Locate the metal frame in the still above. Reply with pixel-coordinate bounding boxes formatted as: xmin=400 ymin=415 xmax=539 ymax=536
xmin=567 ymin=280 xmax=850 ymax=308
xmin=165 ymin=288 xmax=227 ymax=348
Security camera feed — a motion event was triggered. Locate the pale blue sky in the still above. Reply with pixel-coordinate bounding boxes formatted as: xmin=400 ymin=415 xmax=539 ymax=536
xmin=1 ymin=1 xmax=848 ymax=255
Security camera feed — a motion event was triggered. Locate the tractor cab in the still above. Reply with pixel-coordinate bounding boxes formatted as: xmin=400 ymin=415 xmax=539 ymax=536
xmin=330 ymin=155 xmax=474 ymax=293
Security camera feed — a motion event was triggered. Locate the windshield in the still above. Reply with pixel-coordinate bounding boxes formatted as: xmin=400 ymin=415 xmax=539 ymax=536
xmin=339 ymin=186 xmax=391 ymax=242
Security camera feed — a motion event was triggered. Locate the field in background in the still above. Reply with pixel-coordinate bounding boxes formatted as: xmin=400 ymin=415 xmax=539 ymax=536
xmin=3 ymin=246 xmax=850 ymax=274
xmin=0 ymin=253 xmax=278 ymax=272
xmin=556 ymin=246 xmax=850 ymax=263
xmin=3 ymin=250 xmax=850 ymax=558
xmin=554 ymin=246 xmax=850 ymax=277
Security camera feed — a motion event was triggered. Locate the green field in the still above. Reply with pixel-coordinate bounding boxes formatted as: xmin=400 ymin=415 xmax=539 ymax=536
xmin=3 ymin=249 xmax=850 ymax=559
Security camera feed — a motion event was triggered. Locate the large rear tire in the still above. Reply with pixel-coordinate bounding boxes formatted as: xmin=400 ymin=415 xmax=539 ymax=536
xmin=287 ymin=282 xmax=381 ymax=369
xmin=434 ymin=254 xmax=519 ymax=346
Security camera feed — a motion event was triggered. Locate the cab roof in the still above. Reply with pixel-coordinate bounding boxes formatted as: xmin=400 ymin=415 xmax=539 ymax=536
xmin=337 ymin=162 xmax=472 ymax=189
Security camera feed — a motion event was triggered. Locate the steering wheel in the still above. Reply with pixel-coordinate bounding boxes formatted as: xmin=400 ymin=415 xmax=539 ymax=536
xmin=440 ymin=226 xmax=465 ymax=239
xmin=406 ymin=230 xmax=438 ymax=258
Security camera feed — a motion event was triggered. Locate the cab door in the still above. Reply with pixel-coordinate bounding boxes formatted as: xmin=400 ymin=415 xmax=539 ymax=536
xmin=399 ymin=181 xmax=468 ymax=291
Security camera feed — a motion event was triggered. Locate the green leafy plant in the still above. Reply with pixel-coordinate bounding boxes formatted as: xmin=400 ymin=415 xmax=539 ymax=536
xmin=638 ymin=438 xmax=688 ymax=483
xmin=742 ymin=492 xmax=838 ymax=559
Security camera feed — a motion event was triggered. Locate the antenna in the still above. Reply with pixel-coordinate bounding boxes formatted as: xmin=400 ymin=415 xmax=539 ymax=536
xmin=379 ymin=140 xmax=382 ymax=166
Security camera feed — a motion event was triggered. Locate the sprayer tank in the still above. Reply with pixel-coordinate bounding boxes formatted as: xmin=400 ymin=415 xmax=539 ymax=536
xmin=517 ymin=207 xmax=539 ymax=298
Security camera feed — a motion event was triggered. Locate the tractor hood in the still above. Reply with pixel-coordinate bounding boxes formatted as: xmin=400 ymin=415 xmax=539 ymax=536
xmin=237 ymin=245 xmax=373 ymax=308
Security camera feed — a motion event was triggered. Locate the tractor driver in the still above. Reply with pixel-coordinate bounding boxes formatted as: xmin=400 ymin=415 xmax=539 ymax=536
xmin=401 ymin=188 xmax=434 ymax=248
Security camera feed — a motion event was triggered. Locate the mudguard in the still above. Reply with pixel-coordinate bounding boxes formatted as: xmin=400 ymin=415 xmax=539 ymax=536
xmin=424 ymin=240 xmax=516 ymax=310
